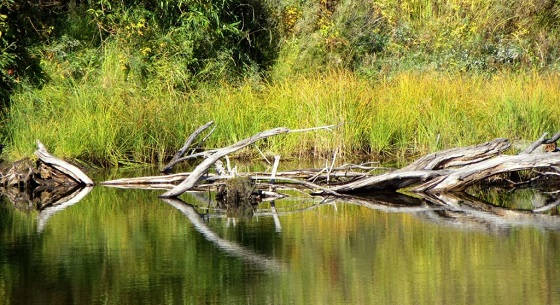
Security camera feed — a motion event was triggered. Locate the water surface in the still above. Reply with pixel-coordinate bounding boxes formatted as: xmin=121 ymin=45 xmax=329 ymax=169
xmin=1 ymin=186 xmax=559 ymax=305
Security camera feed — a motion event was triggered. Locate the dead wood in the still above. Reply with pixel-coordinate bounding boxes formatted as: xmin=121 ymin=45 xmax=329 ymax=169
xmin=327 ymin=138 xmax=510 ymax=194
xmin=401 ymin=138 xmax=511 ymax=171
xmin=413 ymin=152 xmax=560 ymax=192
xmin=102 ymin=172 xmax=191 ymax=186
xmin=92 ymin=127 xmax=560 ymax=230
xmin=521 ymin=132 xmax=560 ymax=154
xmin=161 ymin=121 xmax=214 ymax=173
xmin=251 ymin=175 xmax=343 ymax=196
xmin=104 ymin=132 xmax=560 ymax=199
xmin=35 ymin=140 xmax=94 ymax=186
xmin=0 ymin=142 xmax=95 ymax=211
xmin=328 ymin=169 xmax=449 ymax=193
xmin=160 ymin=125 xmax=335 ymax=198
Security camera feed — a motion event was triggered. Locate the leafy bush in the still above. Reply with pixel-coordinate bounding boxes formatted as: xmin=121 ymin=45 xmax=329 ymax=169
xmin=0 ymin=0 xmax=279 ymax=102
xmin=270 ymin=0 xmax=560 ymax=77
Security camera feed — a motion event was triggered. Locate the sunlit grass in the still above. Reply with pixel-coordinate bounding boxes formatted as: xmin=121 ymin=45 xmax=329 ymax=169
xmin=5 ymin=50 xmax=560 ymax=166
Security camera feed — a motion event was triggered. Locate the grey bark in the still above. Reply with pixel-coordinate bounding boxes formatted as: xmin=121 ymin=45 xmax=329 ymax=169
xmin=35 ymin=140 xmax=94 ymax=186
xmin=162 ymin=121 xmax=214 ymax=173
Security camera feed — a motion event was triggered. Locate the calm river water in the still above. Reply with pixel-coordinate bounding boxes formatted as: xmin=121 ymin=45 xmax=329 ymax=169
xmin=1 ymin=184 xmax=560 ymax=305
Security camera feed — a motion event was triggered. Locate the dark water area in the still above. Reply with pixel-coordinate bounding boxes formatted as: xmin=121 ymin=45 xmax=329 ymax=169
xmin=1 ymin=174 xmax=560 ymax=304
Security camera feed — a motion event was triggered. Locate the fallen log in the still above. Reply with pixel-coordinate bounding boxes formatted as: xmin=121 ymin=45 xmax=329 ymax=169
xmin=160 ymin=125 xmax=335 ymax=198
xmin=413 ymin=152 xmax=560 ymax=192
xmin=328 ymin=138 xmax=510 ymax=193
xmin=401 ymin=138 xmax=511 ymax=170
xmin=102 ymin=172 xmax=191 ymax=186
xmin=328 ymin=169 xmax=449 ymax=193
xmin=0 ymin=141 xmax=95 ymax=212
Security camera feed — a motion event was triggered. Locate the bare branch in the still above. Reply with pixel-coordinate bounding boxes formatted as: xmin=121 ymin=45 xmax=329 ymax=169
xmin=160 ymin=125 xmax=334 ymax=198
xmin=162 ymin=121 xmax=214 ymax=173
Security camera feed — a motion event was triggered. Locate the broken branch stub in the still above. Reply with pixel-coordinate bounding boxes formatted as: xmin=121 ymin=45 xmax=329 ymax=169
xmin=521 ymin=132 xmax=560 ymax=154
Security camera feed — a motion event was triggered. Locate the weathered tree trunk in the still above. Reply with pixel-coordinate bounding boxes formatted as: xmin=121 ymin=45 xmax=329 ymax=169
xmin=35 ymin=140 xmax=94 ymax=186
xmin=413 ymin=152 xmax=560 ymax=192
xmin=400 ymin=138 xmax=510 ymax=171
xmin=327 ymin=138 xmax=511 ymax=193
xmin=0 ymin=141 xmax=94 ymax=211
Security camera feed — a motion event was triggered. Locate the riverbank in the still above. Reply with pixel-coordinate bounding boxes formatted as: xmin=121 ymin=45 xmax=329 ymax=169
xmin=4 ymin=70 xmax=560 ymax=166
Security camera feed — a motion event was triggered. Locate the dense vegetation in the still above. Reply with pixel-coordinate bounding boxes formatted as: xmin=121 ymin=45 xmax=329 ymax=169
xmin=1 ymin=0 xmax=560 ymax=165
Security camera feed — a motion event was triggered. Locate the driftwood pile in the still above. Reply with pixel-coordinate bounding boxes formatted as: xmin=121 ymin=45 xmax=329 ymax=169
xmin=3 ymin=123 xmax=560 ymax=233
xmin=101 ymin=123 xmax=560 ymax=198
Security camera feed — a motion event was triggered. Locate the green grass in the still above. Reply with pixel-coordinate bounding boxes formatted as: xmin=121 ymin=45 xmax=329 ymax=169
xmin=4 ymin=44 xmax=560 ymax=167
xmin=3 ymin=1 xmax=560 ymax=167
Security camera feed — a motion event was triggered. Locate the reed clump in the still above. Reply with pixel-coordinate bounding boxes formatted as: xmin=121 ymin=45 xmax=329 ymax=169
xmin=5 ymin=56 xmax=560 ymax=166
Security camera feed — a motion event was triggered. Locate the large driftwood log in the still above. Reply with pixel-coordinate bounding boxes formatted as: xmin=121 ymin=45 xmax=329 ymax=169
xmin=328 ymin=138 xmax=511 ymax=193
xmin=35 ymin=140 xmax=94 ymax=186
xmin=329 ymin=169 xmax=449 ymax=193
xmin=401 ymin=138 xmax=510 ymax=170
xmin=102 ymin=172 xmax=191 ymax=186
xmin=413 ymin=152 xmax=560 ymax=192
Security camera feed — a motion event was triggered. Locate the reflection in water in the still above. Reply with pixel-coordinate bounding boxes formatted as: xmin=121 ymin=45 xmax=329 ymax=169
xmin=162 ymin=197 xmax=282 ymax=271
xmin=37 ymin=186 xmax=93 ymax=233
xmin=0 ymin=186 xmax=560 ymax=304
xmin=418 ymin=191 xmax=560 ymax=231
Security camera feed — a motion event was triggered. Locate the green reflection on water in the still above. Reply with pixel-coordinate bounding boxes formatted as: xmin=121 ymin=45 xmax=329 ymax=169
xmin=0 ymin=187 xmax=559 ymax=305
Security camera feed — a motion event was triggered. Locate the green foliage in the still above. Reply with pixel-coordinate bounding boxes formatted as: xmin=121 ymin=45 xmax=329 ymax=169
xmin=2 ymin=0 xmax=560 ymax=165
xmin=0 ymin=0 xmax=278 ymax=102
xmin=0 ymin=0 xmax=61 ymax=103
xmin=5 ymin=70 xmax=560 ymax=166
xmin=271 ymin=0 xmax=560 ymax=77
xmin=84 ymin=0 xmax=278 ymax=86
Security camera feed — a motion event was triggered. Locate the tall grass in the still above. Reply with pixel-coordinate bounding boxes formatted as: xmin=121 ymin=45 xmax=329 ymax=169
xmin=5 ymin=44 xmax=560 ymax=167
